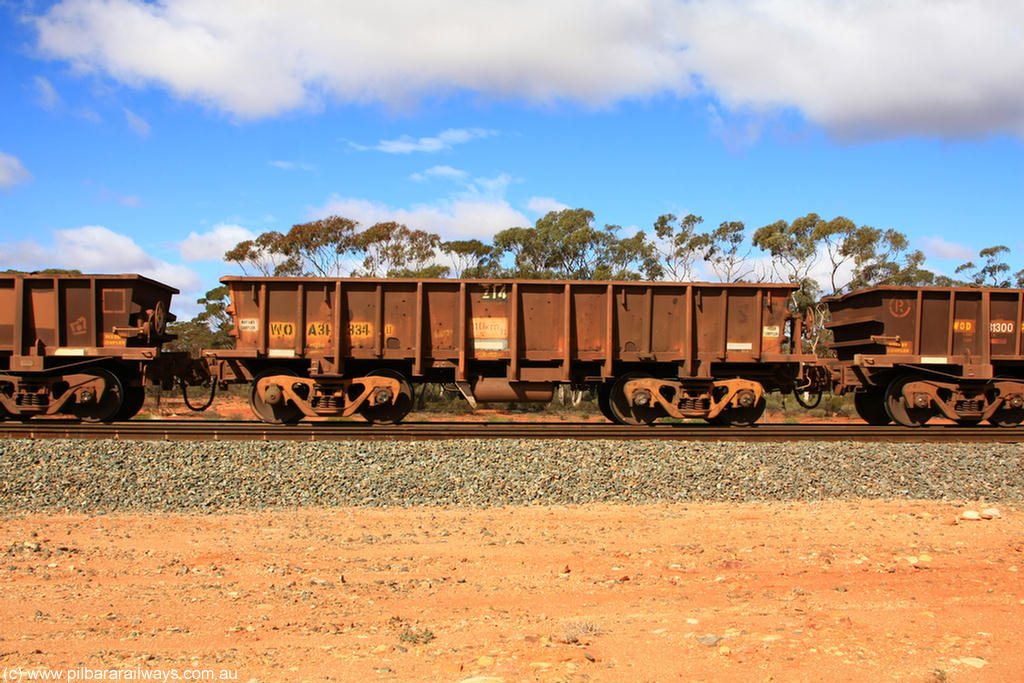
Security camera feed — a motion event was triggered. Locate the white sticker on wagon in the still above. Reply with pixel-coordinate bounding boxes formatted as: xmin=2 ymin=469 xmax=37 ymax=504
xmin=239 ymin=318 xmax=259 ymax=332
xmin=54 ymin=348 xmax=86 ymax=356
xmin=920 ymin=356 xmax=948 ymax=364
xmin=268 ymin=349 xmax=296 ymax=358
xmin=762 ymin=325 xmax=780 ymax=338
xmin=473 ymin=338 xmax=509 ymax=351
xmin=727 ymin=342 xmax=753 ymax=351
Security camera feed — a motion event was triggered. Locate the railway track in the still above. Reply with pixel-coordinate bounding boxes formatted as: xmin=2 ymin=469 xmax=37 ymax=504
xmin=1 ymin=420 xmax=1022 ymax=442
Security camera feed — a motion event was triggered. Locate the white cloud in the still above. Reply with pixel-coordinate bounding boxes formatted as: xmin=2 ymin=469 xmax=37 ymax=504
xmin=268 ymin=160 xmax=314 ymax=171
xmin=33 ymin=1 xmax=692 ymax=117
xmin=77 ymin=107 xmax=102 ymax=123
xmin=354 ymin=128 xmax=497 ymax=154
xmin=411 ymin=167 xmax=517 ymax=198
xmin=310 ymin=196 xmax=528 ymax=241
xmin=677 ymin=0 xmax=1024 ymax=139
xmin=919 ymin=235 xmax=976 ymax=262
xmin=123 ymin=107 xmax=151 ymax=137
xmin=0 ymin=226 xmax=200 ymax=292
xmin=525 ymin=196 xmax=570 ymax=215
xmin=706 ymin=103 xmax=764 ymax=150
xmin=179 ymin=223 xmax=255 ymax=262
xmin=309 ymin=166 xmax=529 ymax=240
xmin=33 ymin=0 xmax=1024 ymax=139
xmin=93 ymin=184 xmax=142 ymax=206
xmin=410 ymin=165 xmax=467 ymax=183
xmin=0 ymin=240 xmax=53 ymax=265
xmin=0 ymin=151 xmax=33 ymax=188
xmin=33 ymin=75 xmax=61 ymax=110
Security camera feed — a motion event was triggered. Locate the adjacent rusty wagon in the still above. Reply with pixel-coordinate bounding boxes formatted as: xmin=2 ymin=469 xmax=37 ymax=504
xmin=825 ymin=286 xmax=1024 ymax=427
xmin=0 ymin=273 xmax=193 ymax=421
xmin=206 ymin=277 xmax=816 ymax=425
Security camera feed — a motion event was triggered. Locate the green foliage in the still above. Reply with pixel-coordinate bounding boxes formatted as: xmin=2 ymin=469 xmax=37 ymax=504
xmin=845 ymin=228 xmax=935 ymax=289
xmin=398 ymin=627 xmax=435 ymax=645
xmin=703 ymin=220 xmax=753 ymax=282
xmin=594 ymin=226 xmax=663 ymax=281
xmin=441 ymin=239 xmax=500 ymax=278
xmin=492 ymin=208 xmax=660 ymax=280
xmin=166 ymin=286 xmax=233 ymax=355
xmin=278 ymin=216 xmax=359 ymax=276
xmin=223 ymin=230 xmax=289 ymax=276
xmin=225 ymin=217 xmax=450 ymax=279
xmin=653 ymin=213 xmax=708 ymax=280
xmin=956 ymin=245 xmax=1023 ymax=288
xmin=811 ymin=216 xmax=858 ymax=293
xmin=753 ymin=213 xmax=822 ymax=286
xmin=355 ymin=221 xmax=448 ymax=277
xmin=2 ymin=268 xmax=83 ymax=275
xmin=766 ymin=392 xmax=852 ymax=419
xmin=530 ymin=208 xmax=604 ymax=278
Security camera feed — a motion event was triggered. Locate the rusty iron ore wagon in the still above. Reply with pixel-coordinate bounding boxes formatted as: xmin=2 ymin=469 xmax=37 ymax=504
xmin=0 ymin=273 xmax=200 ymax=421
xmin=825 ymin=286 xmax=1024 ymax=427
xmin=205 ymin=277 xmax=817 ymax=425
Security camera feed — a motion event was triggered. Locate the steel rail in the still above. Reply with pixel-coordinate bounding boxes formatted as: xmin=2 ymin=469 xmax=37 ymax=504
xmin=1 ymin=420 xmax=1023 ymax=443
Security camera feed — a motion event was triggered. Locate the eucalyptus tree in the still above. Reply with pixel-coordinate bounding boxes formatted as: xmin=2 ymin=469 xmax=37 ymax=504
xmin=355 ymin=221 xmax=448 ymax=278
xmin=955 ymin=245 xmax=1021 ymax=287
xmin=441 ymin=239 xmax=500 ymax=278
xmin=652 ymin=213 xmax=709 ymax=281
xmin=702 ymin=221 xmax=754 ymax=283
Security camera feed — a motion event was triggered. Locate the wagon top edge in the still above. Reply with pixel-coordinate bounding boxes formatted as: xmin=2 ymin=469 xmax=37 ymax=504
xmin=0 ymin=272 xmax=180 ymax=294
xmin=824 ymin=284 xmax=1024 ymax=303
xmin=218 ymin=275 xmax=802 ymax=291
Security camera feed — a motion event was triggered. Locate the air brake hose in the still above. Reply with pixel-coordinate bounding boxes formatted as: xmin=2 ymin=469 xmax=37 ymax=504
xmin=181 ymin=377 xmax=216 ymax=411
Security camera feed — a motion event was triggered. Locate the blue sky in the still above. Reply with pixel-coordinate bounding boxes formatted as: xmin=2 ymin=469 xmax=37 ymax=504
xmin=1 ymin=0 xmax=1022 ymax=316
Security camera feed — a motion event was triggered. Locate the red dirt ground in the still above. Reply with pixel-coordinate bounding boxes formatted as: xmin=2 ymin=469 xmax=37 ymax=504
xmin=2 ymin=501 xmax=1022 ymax=683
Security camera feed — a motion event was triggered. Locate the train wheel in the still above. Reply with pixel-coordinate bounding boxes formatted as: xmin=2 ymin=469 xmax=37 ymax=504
xmin=249 ymin=367 xmax=303 ymax=425
xmin=988 ymin=406 xmax=1024 ymax=427
xmin=358 ymin=370 xmax=413 ymax=424
xmin=608 ymin=373 xmax=662 ymax=426
xmin=885 ymin=376 xmax=932 ymax=427
xmin=596 ymin=384 xmax=617 ymax=423
xmin=854 ymin=390 xmax=892 ymax=425
xmin=116 ymin=386 xmax=147 ymax=421
xmin=73 ymin=368 xmax=124 ymax=423
xmin=718 ymin=397 xmax=767 ymax=426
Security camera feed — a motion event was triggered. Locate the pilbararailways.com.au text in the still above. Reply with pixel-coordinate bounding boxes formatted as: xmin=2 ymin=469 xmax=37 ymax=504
xmin=3 ymin=668 xmax=237 ymax=682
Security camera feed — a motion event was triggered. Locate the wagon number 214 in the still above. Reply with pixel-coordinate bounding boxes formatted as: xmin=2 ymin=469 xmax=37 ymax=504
xmin=481 ymin=284 xmax=508 ymax=301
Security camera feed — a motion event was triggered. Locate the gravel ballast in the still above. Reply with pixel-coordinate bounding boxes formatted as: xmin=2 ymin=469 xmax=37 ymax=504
xmin=1 ymin=438 xmax=1023 ymax=512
